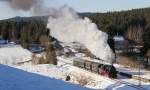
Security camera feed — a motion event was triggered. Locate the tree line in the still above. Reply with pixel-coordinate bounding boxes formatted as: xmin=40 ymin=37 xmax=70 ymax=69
xmin=0 ymin=16 xmax=58 ymax=65
xmin=0 ymin=7 xmax=150 ymax=55
xmin=81 ymin=7 xmax=150 ymax=54
xmin=0 ymin=16 xmax=49 ymax=48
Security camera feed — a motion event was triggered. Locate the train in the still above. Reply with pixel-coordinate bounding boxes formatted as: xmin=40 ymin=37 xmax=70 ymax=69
xmin=73 ymin=59 xmax=117 ymax=78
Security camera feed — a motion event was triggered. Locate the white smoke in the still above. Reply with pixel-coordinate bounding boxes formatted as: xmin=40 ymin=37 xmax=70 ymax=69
xmin=47 ymin=6 xmax=115 ymax=64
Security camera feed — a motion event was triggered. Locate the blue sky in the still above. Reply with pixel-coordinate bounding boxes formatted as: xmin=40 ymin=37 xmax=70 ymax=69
xmin=45 ymin=0 xmax=150 ymax=12
xmin=0 ymin=0 xmax=150 ymax=19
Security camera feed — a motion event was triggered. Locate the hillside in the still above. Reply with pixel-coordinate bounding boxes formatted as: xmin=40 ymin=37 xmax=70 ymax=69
xmin=0 ymin=43 xmax=149 ymax=90
xmin=0 ymin=7 xmax=150 ymax=44
xmin=0 ymin=64 xmax=91 ymax=90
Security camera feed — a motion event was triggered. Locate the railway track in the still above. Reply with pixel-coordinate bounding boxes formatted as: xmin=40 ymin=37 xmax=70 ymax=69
xmin=16 ymin=60 xmax=32 ymax=65
xmin=106 ymin=80 xmax=148 ymax=90
xmin=115 ymin=80 xmax=149 ymax=90
xmin=58 ymin=58 xmax=149 ymax=90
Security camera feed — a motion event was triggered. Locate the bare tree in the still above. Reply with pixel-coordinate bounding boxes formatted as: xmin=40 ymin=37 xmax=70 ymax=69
xmin=40 ymin=35 xmax=57 ymax=65
xmin=126 ymin=25 xmax=144 ymax=44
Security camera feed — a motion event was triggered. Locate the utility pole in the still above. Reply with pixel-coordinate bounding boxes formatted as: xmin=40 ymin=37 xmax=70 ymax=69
xmin=137 ymin=56 xmax=143 ymax=86
xmin=138 ymin=60 xmax=141 ymax=86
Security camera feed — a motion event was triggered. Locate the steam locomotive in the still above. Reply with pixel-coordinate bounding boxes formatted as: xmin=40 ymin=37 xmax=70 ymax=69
xmin=73 ymin=59 xmax=117 ymax=78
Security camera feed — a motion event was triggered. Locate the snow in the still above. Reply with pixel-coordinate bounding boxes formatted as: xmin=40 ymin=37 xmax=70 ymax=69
xmin=114 ymin=36 xmax=125 ymax=41
xmin=0 ymin=45 xmax=32 ymax=65
xmin=15 ymin=63 xmax=69 ymax=80
xmin=0 ymin=44 xmax=149 ymax=90
xmin=115 ymin=64 xmax=150 ymax=89
xmin=13 ymin=56 xmax=150 ymax=90
xmin=139 ymin=74 xmax=150 ymax=80
xmin=13 ymin=61 xmax=113 ymax=89
xmin=0 ymin=64 xmax=91 ymax=90
xmin=112 ymin=84 xmax=137 ymax=90
xmin=68 ymin=65 xmax=115 ymax=89
xmin=115 ymin=64 xmax=150 ymax=79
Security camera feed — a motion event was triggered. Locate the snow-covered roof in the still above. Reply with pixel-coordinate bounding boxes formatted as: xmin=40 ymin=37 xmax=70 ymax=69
xmin=114 ymin=36 xmax=125 ymax=41
xmin=0 ymin=45 xmax=31 ymax=65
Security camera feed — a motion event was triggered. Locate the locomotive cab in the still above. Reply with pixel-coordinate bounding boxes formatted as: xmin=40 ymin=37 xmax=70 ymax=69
xmin=108 ymin=65 xmax=117 ymax=78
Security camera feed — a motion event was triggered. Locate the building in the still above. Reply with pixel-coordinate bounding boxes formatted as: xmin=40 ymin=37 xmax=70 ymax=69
xmin=113 ymin=36 xmax=129 ymax=53
xmin=0 ymin=39 xmax=8 ymax=44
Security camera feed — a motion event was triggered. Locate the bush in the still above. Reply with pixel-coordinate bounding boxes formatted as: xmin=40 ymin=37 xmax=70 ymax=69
xmin=116 ymin=53 xmax=140 ymax=68
xmin=76 ymin=75 xmax=92 ymax=86
xmin=45 ymin=44 xmax=57 ymax=65
xmin=32 ymin=53 xmax=47 ymax=64
xmin=32 ymin=44 xmax=57 ymax=65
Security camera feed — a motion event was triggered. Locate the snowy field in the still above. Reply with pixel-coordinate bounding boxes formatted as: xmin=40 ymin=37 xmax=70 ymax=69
xmin=0 ymin=64 xmax=91 ymax=90
xmin=0 ymin=45 xmax=31 ymax=65
xmin=13 ymin=57 xmax=150 ymax=90
xmin=0 ymin=44 xmax=150 ymax=90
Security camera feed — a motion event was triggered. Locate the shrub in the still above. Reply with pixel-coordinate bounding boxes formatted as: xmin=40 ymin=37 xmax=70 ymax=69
xmin=45 ymin=44 xmax=57 ymax=65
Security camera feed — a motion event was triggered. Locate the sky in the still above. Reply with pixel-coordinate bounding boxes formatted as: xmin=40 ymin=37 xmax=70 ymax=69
xmin=0 ymin=0 xmax=150 ymax=20
xmin=0 ymin=2 xmax=31 ymax=19
xmin=45 ymin=0 xmax=150 ymax=12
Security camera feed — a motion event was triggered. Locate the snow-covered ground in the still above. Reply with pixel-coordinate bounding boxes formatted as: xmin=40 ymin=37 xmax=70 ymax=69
xmin=57 ymin=56 xmax=150 ymax=90
xmin=0 ymin=43 xmax=150 ymax=90
xmin=115 ymin=64 xmax=150 ymax=89
xmin=0 ymin=64 xmax=91 ymax=90
xmin=115 ymin=64 xmax=150 ymax=79
xmin=13 ymin=56 xmax=150 ymax=90
xmin=0 ymin=45 xmax=31 ymax=65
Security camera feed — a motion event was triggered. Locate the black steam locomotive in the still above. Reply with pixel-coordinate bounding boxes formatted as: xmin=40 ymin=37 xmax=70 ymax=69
xmin=73 ymin=59 xmax=117 ymax=78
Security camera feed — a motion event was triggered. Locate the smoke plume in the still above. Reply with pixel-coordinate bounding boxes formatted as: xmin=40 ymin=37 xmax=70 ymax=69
xmin=0 ymin=0 xmax=51 ymax=16
xmin=47 ymin=6 xmax=115 ymax=64
xmin=1 ymin=0 xmax=40 ymax=11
